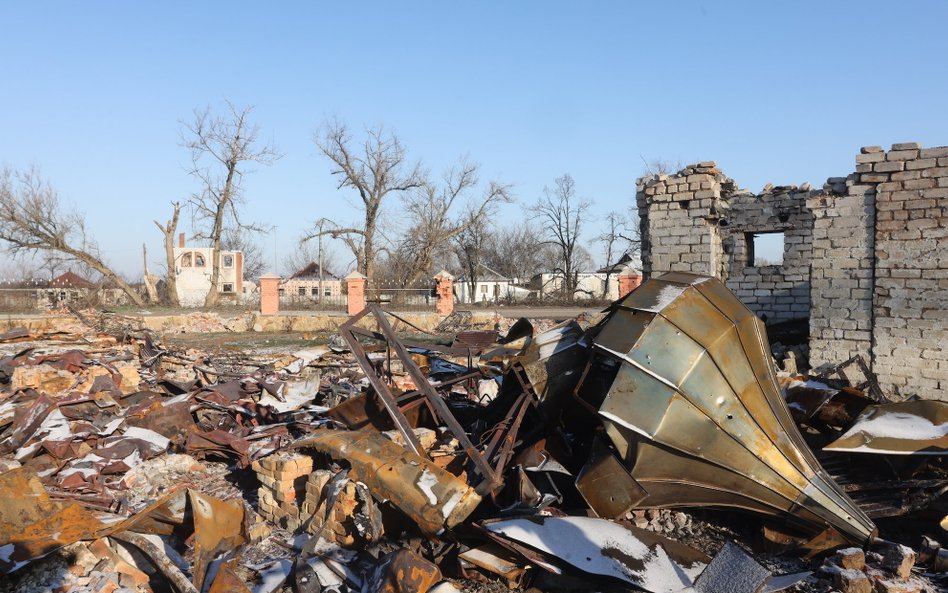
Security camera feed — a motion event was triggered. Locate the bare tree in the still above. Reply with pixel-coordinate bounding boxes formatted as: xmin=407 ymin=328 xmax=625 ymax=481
xmin=309 ymin=122 xmax=425 ymax=284
xmin=597 ymin=210 xmax=641 ymax=298
xmin=531 ymin=174 xmax=593 ymax=301
xmin=0 ymin=168 xmax=145 ymax=306
xmin=153 ymin=201 xmax=181 ymax=306
xmin=183 ymin=102 xmax=281 ymax=307
xmin=285 ymin=233 xmax=341 ymax=278
xmin=640 ymin=157 xmax=684 ymax=176
xmin=482 ymin=223 xmax=547 ymax=283
xmin=395 ymin=160 xmax=511 ymax=287
xmin=454 ymin=211 xmax=490 ymax=301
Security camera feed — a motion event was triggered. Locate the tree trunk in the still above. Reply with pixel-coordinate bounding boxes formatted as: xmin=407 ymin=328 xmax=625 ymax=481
xmin=155 ymin=203 xmax=180 ymax=306
xmin=363 ymin=217 xmax=375 ymax=283
xmin=142 ymin=243 xmax=159 ymax=304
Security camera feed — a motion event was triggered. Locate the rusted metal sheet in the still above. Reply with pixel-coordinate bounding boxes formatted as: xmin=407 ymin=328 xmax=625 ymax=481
xmin=514 ymin=320 xmax=587 ymax=404
xmin=188 ymin=490 xmax=246 ymax=592
xmin=0 ymin=467 xmax=108 ymax=574
xmin=339 ymin=305 xmax=504 ymax=494
xmin=575 ymin=437 xmax=647 ymax=518
xmin=585 ymin=272 xmax=876 ymax=545
xmin=208 ymin=558 xmax=253 ymax=593
xmin=291 ymin=430 xmax=481 ymax=535
xmin=367 ymin=549 xmax=443 ymax=593
xmin=824 ymin=400 xmax=948 ymax=455
xmin=459 ymin=543 xmax=531 ymax=588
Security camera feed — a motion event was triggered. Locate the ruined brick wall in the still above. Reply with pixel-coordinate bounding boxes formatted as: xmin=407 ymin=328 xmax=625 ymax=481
xmin=635 ymin=162 xmax=729 ymax=279
xmin=724 ymin=189 xmax=813 ymax=323
xmin=864 ymin=144 xmax=948 ymax=399
xmin=807 ymin=185 xmax=876 ymax=369
xmin=636 ymin=164 xmax=812 ymax=324
xmin=637 ymin=143 xmax=948 ymax=400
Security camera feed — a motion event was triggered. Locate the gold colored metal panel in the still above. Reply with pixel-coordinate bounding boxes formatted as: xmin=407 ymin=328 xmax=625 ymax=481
xmin=631 ymin=440 xmax=794 ymax=515
xmin=692 ymin=276 xmax=754 ymax=325
xmin=626 ymin=317 xmax=706 ymax=388
xmin=590 ymin=272 xmax=877 ymax=545
xmin=593 ymin=309 xmax=654 ymax=355
xmin=599 ymin=363 xmax=677 ymax=440
xmin=660 ymin=287 xmax=736 ymax=352
xmin=616 ymin=279 xmax=689 ymax=313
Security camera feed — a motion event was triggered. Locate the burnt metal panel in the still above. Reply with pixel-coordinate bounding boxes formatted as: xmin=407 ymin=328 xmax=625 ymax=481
xmin=590 ymin=272 xmax=876 ymax=545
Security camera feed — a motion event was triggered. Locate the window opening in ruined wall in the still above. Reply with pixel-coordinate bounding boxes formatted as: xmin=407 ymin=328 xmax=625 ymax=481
xmin=746 ymin=232 xmax=785 ymax=266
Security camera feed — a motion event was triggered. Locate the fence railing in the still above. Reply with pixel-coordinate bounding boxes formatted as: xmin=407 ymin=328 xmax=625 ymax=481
xmin=277 ymin=293 xmax=347 ymax=311
xmin=365 ymin=287 xmax=435 ymax=311
xmin=0 ymin=288 xmax=41 ymax=312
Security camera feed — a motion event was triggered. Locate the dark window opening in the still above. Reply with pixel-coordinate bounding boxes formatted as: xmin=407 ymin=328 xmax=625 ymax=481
xmin=222 ymin=283 xmax=234 ymax=293
xmin=746 ymin=232 xmax=785 ymax=266
xmin=298 ymin=287 xmax=306 ymax=296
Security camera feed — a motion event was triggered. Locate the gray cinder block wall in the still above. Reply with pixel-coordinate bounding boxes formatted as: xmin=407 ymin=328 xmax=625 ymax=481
xmin=636 ymin=143 xmax=948 ymax=401
xmin=636 ymin=164 xmax=813 ymax=324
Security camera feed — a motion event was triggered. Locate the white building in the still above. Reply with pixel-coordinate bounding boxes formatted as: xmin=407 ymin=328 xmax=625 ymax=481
xmin=532 ymin=253 xmax=642 ymax=301
xmin=531 ymin=272 xmax=609 ymax=300
xmin=455 ymin=264 xmax=530 ymax=304
xmin=596 ymin=252 xmax=643 ymax=300
xmin=173 ymin=233 xmax=245 ymax=306
xmin=279 ymin=263 xmax=343 ymax=304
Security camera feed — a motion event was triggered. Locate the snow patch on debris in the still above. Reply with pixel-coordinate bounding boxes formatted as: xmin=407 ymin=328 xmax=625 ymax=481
xmin=486 ymin=516 xmax=700 ymax=593
xmin=417 ymin=469 xmax=439 ymax=505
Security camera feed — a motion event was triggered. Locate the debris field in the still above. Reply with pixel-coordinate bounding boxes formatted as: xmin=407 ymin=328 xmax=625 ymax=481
xmin=1 ymin=272 xmax=946 ymax=593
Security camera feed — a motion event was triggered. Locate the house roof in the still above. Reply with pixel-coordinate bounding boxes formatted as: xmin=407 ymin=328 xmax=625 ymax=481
xmin=597 ymin=252 xmax=641 ymax=274
xmin=290 ymin=262 xmax=339 ymax=280
xmin=456 ymin=263 xmax=508 ymax=282
xmin=49 ymin=271 xmax=94 ymax=288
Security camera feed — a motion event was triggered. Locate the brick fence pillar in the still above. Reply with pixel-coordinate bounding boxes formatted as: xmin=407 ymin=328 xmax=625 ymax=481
xmin=346 ymin=271 xmax=367 ymax=316
xmin=617 ymin=274 xmax=642 ymax=299
xmin=434 ymin=270 xmax=454 ymax=316
xmin=258 ymin=273 xmax=281 ymax=315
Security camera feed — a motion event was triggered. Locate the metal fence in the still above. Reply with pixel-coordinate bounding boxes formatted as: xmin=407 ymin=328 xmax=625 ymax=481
xmin=0 ymin=288 xmax=41 ymax=312
xmin=365 ymin=287 xmax=435 ymax=311
xmin=277 ymin=293 xmax=347 ymax=311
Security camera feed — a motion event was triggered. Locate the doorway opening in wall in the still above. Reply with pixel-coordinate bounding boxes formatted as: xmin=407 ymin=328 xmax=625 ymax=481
xmin=746 ymin=231 xmax=785 ymax=266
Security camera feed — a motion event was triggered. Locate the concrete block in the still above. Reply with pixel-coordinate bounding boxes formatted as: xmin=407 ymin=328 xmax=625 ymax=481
xmin=856 ymin=152 xmax=885 ymax=164
xmin=887 ymin=149 xmax=920 ymax=161
xmin=905 ymin=158 xmax=937 ymax=170
xmin=875 ymin=161 xmax=905 ymax=173
xmin=918 ymin=146 xmax=948 ymax=158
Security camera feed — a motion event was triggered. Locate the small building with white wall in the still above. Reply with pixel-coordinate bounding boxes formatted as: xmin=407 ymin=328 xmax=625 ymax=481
xmin=455 ymin=264 xmax=529 ymax=304
xmin=173 ymin=233 xmax=244 ymax=307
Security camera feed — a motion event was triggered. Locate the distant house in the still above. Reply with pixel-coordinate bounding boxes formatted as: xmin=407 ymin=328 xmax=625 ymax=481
xmin=49 ymin=271 xmax=94 ymax=290
xmin=280 ymin=262 xmax=342 ymax=301
xmin=531 ymin=271 xmax=609 ymax=300
xmin=173 ymin=233 xmax=245 ymax=306
xmin=596 ymin=252 xmax=643 ymax=300
xmin=455 ymin=264 xmax=530 ymax=304
xmin=531 ymin=254 xmax=642 ymax=301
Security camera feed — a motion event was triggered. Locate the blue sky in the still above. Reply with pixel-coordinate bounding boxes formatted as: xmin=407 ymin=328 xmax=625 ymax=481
xmin=2 ymin=1 xmax=947 ymax=277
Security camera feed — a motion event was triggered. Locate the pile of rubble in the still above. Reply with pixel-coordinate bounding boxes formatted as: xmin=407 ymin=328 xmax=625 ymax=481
xmin=1 ymin=272 xmax=946 ymax=593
